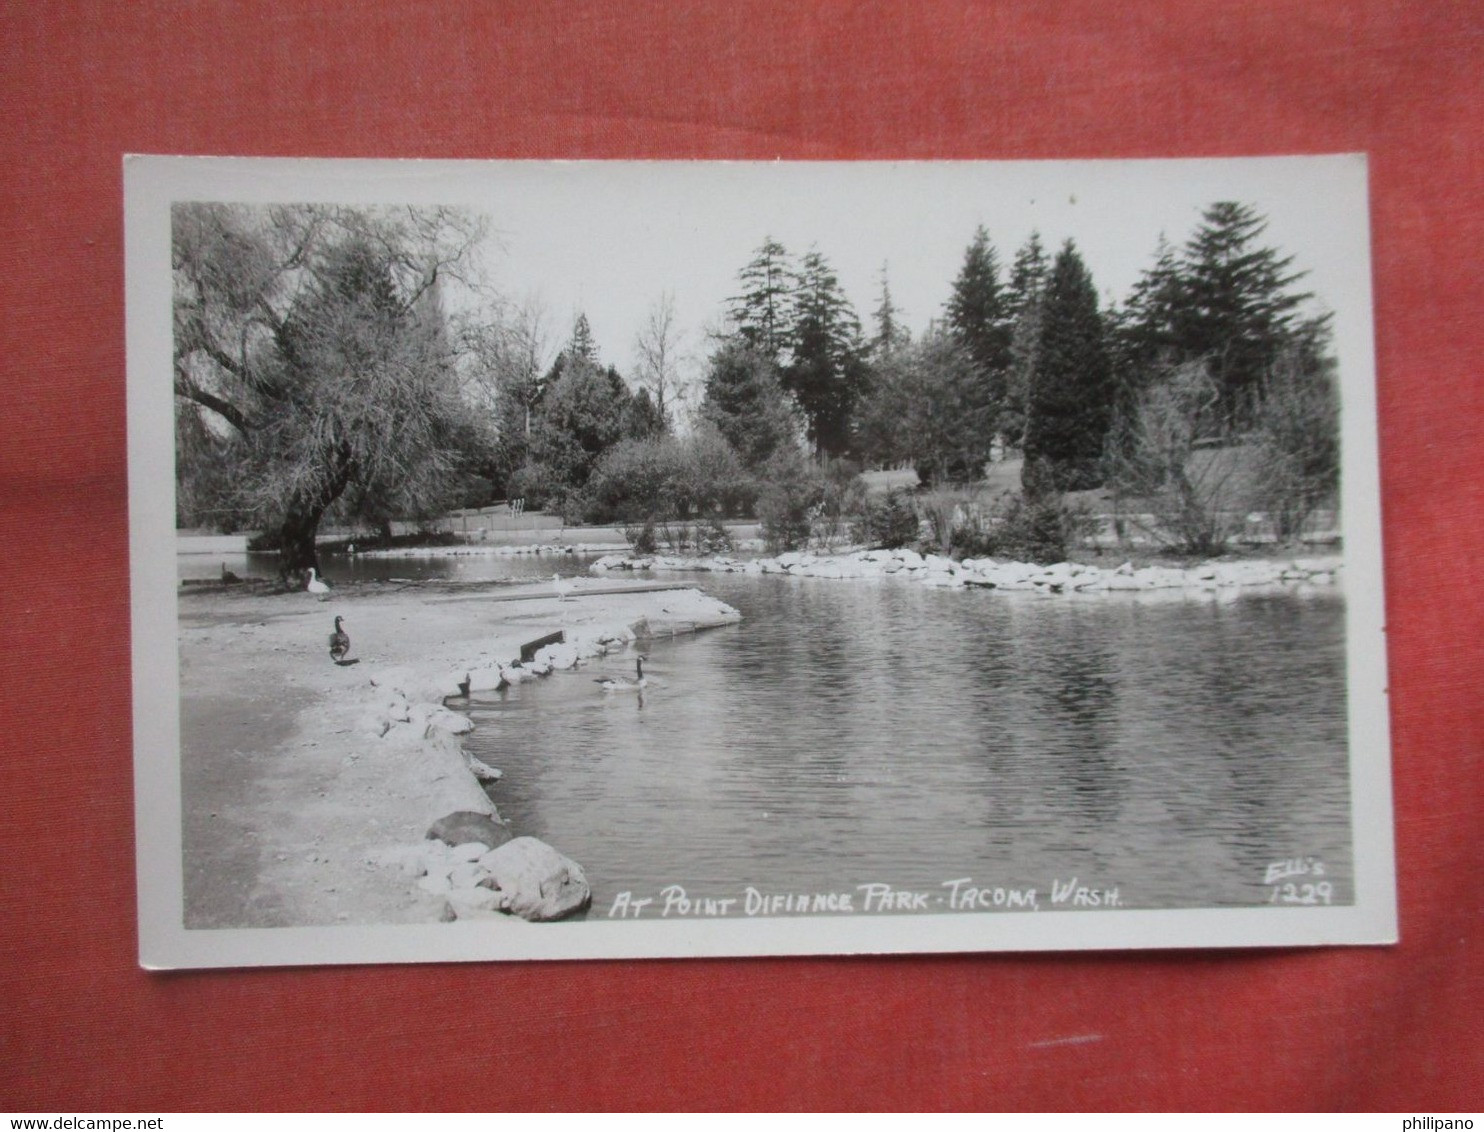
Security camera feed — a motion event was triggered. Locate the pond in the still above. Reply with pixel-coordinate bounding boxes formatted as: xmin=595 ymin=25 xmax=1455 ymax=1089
xmin=464 ymin=572 xmax=1352 ymax=917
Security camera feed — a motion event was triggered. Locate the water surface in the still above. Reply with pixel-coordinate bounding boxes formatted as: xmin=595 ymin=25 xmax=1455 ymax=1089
xmin=465 ymin=574 xmax=1351 ymax=917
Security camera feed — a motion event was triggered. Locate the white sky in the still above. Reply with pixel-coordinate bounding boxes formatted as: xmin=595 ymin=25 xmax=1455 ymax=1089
xmin=143 ymin=154 xmax=1374 ymax=405
xmin=459 ymin=158 xmax=1371 ymax=387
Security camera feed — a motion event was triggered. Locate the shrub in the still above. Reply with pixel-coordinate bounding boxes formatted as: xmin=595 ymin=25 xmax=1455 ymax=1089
xmin=1106 ymin=361 xmax=1246 ymax=556
xmin=967 ymin=491 xmax=1094 ymax=564
xmin=1250 ymin=350 xmax=1340 ymax=541
xmin=858 ymin=487 xmax=920 ymax=549
xmin=623 ymin=517 xmax=658 ymax=555
xmin=757 ymin=448 xmax=826 ymax=553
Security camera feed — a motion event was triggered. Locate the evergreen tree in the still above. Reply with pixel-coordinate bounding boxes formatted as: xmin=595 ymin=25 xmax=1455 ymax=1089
xmin=1114 ymin=235 xmax=1184 ymax=378
xmin=1022 ymin=240 xmax=1113 ymax=493
xmin=565 ymin=311 xmax=600 ymax=366
xmin=1001 ymin=231 xmax=1049 ymax=449
xmin=869 ymin=263 xmax=910 ymax=360
xmin=726 ymin=238 xmax=795 ymax=364
xmin=784 ymin=249 xmax=867 ymax=458
xmin=1106 ymin=235 xmax=1184 ymax=455
xmin=1174 ymin=202 xmax=1313 ymax=429
xmin=621 ymin=385 xmax=667 ymax=441
xmin=699 ymin=339 xmax=800 ymax=468
xmin=1006 ymin=231 xmax=1049 ymax=320
xmin=856 ymin=326 xmax=986 ymax=485
xmin=945 ymin=226 xmax=1012 ymax=442
xmin=518 ymin=352 xmax=630 ymax=509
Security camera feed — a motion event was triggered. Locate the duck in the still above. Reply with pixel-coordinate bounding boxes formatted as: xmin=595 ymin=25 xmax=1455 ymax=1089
xmin=328 ymin=616 xmax=350 ymax=662
xmin=595 ymin=655 xmax=647 ymax=692
xmin=552 ymin=573 xmax=574 ymax=602
xmin=307 ymin=567 xmax=331 ymax=600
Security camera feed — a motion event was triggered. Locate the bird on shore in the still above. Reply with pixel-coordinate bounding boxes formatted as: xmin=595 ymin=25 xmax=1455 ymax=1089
xmin=329 ymin=616 xmax=351 ymax=663
xmin=307 ymin=567 xmax=331 ymax=600
xmin=552 ymin=573 xmax=574 ymax=602
xmin=221 ymin=562 xmax=241 ymax=584
xmin=595 ymin=655 xmax=647 ymax=692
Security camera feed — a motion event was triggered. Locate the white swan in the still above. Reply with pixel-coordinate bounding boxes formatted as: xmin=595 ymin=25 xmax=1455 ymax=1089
xmin=595 ymin=655 xmax=647 ymax=692
xmin=307 ymin=567 xmax=331 ymax=599
xmin=552 ymin=573 xmax=574 ymax=602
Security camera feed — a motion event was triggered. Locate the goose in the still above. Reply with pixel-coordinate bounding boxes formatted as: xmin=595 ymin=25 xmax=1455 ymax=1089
xmin=552 ymin=573 xmax=574 ymax=602
xmin=307 ymin=567 xmax=331 ymax=600
xmin=328 ymin=616 xmax=350 ymax=662
xmin=221 ymin=562 xmax=241 ymax=584
xmin=595 ymin=655 xmax=647 ymax=692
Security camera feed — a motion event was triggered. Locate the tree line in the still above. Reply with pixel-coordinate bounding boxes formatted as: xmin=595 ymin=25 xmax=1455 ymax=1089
xmin=173 ymin=199 xmax=1339 ymax=573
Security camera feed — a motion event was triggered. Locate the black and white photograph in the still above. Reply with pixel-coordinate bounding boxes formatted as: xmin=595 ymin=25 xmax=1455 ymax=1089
xmin=127 ymin=156 xmax=1394 ymax=968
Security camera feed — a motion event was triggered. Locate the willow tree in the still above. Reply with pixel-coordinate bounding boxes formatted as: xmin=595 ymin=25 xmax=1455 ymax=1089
xmin=172 ymin=202 xmax=489 ymax=576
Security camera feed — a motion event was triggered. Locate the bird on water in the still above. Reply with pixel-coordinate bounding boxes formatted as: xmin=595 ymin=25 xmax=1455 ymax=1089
xmin=329 ymin=616 xmax=351 ymax=663
xmin=307 ymin=567 xmax=331 ymax=600
xmin=595 ymin=655 xmax=647 ymax=692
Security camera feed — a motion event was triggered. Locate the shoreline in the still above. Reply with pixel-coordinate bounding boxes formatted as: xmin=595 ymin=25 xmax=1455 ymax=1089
xmin=591 ymin=546 xmax=1344 ymax=595
xmin=178 ymin=578 xmax=740 ymax=929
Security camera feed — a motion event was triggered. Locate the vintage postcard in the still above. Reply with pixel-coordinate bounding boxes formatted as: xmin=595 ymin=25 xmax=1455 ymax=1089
xmin=127 ymin=155 xmax=1395 ymax=968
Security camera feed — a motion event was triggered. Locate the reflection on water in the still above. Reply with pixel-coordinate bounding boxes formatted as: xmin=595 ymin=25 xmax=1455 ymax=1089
xmin=464 ymin=574 xmax=1352 ymax=914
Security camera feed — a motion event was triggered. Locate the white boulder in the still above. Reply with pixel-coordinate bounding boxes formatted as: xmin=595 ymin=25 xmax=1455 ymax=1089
xmin=478 ymin=837 xmax=592 ymax=922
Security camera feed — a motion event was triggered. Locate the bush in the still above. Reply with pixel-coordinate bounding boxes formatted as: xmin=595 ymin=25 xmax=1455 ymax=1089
xmin=1251 ymin=351 xmax=1340 ymax=541
xmin=965 ymin=491 xmax=1094 ymax=564
xmin=1106 ymin=361 xmax=1245 ymax=556
xmin=623 ymin=517 xmax=658 ymax=555
xmin=757 ymin=448 xmax=825 ymax=553
xmin=697 ymin=516 xmax=734 ymax=555
xmin=858 ymin=487 xmax=920 ymax=549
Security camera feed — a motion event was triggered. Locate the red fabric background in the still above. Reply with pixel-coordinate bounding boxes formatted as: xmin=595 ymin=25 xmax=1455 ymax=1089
xmin=1 ymin=1 xmax=1479 ymax=1112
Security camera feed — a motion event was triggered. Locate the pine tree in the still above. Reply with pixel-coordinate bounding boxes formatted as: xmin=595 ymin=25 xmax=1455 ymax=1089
xmin=1022 ymin=240 xmax=1113 ymax=493
xmin=945 ymin=226 xmax=1012 ymax=443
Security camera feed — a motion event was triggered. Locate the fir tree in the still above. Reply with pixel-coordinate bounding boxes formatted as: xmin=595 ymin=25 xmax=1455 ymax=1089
xmin=699 ymin=340 xmax=799 ymax=468
xmin=1002 ymin=231 xmax=1049 ymax=449
xmin=566 ymin=312 xmax=600 ymax=366
xmin=1022 ymin=240 xmax=1113 ymax=493
xmin=785 ymin=248 xmax=866 ymax=458
xmin=1174 ymin=202 xmax=1313 ymax=429
xmin=945 ymin=226 xmax=1012 ymax=442
xmin=870 ymin=263 xmax=909 ymax=359
xmin=727 ymin=238 xmax=795 ymax=364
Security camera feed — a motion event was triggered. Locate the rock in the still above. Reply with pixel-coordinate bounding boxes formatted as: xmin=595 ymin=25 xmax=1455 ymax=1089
xmin=449 ymin=860 xmax=490 ymax=888
xmin=411 ymin=704 xmax=474 ymax=736
xmin=448 ymin=842 xmax=489 ymax=864
xmin=426 ymin=811 xmax=512 ymax=851
xmin=447 ymin=885 xmax=505 ymax=914
xmin=478 ymin=837 xmax=591 ymax=922
xmin=466 ymin=664 xmax=507 ymax=694
xmin=468 ymin=756 xmax=503 ymax=783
